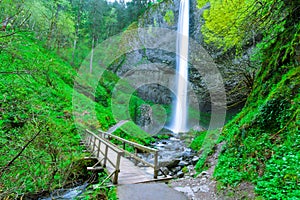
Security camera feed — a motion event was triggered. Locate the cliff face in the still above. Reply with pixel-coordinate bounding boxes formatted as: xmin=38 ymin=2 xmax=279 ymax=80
xmin=109 ymin=0 xmax=252 ymax=122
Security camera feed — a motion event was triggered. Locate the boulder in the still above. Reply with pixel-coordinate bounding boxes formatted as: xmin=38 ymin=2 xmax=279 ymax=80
xmin=176 ymin=171 xmax=184 ymax=178
xmin=192 ymin=156 xmax=199 ymax=165
xmin=159 ymin=167 xmax=169 ymax=176
xmin=160 ymin=159 xmax=180 ymax=169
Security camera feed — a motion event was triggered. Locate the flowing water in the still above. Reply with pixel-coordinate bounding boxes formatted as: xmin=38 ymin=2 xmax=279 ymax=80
xmin=169 ymin=0 xmax=190 ymax=133
xmin=39 ymin=183 xmax=88 ymax=200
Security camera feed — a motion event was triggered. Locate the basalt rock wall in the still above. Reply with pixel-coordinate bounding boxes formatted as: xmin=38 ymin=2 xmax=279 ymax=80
xmin=108 ymin=0 xmax=253 ymax=122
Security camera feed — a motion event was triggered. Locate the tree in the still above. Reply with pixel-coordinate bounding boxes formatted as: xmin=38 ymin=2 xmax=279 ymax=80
xmin=70 ymin=0 xmax=83 ymax=65
xmin=199 ymin=0 xmax=257 ymax=52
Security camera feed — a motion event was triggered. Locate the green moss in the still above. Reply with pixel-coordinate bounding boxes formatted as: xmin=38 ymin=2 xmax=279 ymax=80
xmin=163 ymin=10 xmax=174 ymax=26
xmin=190 ymin=129 xmax=221 ymax=172
xmin=196 ymin=0 xmax=209 ymax=9
xmin=189 ymin=131 xmax=207 ymax=151
xmin=182 ymin=166 xmax=189 ymax=173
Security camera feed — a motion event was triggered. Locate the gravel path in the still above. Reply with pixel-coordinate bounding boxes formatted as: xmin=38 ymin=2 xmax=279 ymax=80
xmin=117 ymin=183 xmax=188 ymax=200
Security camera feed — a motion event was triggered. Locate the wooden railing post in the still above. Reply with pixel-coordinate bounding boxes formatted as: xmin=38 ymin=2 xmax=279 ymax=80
xmin=97 ymin=139 xmax=101 ymax=158
xmin=92 ymin=136 xmax=96 ymax=153
xmin=134 ymin=148 xmax=138 ymax=166
xmin=87 ymin=133 xmax=91 ymax=146
xmin=113 ymin=152 xmax=122 ymax=184
xmin=87 ymin=134 xmax=92 ymax=150
xmin=103 ymin=145 xmax=108 ymax=167
xmin=154 ymin=151 xmax=158 ymax=179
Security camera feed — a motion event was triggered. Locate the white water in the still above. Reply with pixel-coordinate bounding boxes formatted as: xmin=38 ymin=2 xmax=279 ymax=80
xmin=169 ymin=0 xmax=189 ymax=133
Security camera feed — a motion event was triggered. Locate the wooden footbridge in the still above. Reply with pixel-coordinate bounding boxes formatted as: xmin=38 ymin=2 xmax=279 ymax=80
xmin=82 ymin=122 xmax=172 ymax=185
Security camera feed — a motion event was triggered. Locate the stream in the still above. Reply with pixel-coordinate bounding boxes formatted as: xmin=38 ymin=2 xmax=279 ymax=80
xmin=143 ymin=131 xmax=198 ymax=177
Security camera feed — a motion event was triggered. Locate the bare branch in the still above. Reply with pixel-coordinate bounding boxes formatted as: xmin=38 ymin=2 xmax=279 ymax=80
xmin=0 ymin=32 xmax=17 ymax=38
xmin=0 ymin=70 xmax=37 ymax=74
xmin=0 ymin=128 xmax=44 ymax=178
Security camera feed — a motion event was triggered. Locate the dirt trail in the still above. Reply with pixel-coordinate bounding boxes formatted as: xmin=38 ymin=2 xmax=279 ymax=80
xmin=170 ymin=142 xmax=256 ymax=200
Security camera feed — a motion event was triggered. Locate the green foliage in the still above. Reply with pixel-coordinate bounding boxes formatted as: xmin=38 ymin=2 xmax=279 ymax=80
xmin=256 ymin=151 xmax=300 ymax=199
xmin=196 ymin=0 xmax=209 ymax=9
xmin=112 ymin=121 xmax=154 ymax=146
xmin=182 ymin=166 xmax=188 ymax=173
xmin=0 ymin=0 xmax=150 ymax=67
xmin=189 ymin=131 xmax=207 ymax=151
xmin=197 ymin=1 xmax=300 ymax=199
xmin=78 ymin=172 xmax=117 ymax=200
xmin=189 ymin=130 xmax=220 ymax=172
xmin=255 ymin=98 xmax=291 ymax=132
xmin=0 ymin=32 xmax=149 ymax=197
xmin=154 ymin=133 xmax=170 ymax=140
xmin=163 ymin=10 xmax=174 ymax=26
xmin=214 ymin=67 xmax=300 ymax=199
xmin=201 ymin=0 xmax=256 ymax=52
xmin=0 ymin=33 xmax=84 ymax=196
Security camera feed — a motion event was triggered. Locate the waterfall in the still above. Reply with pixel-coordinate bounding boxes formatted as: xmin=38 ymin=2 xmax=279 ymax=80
xmin=169 ymin=0 xmax=189 ymax=133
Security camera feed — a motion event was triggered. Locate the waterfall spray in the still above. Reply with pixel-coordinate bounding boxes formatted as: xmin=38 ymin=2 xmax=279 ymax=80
xmin=169 ymin=0 xmax=189 ymax=133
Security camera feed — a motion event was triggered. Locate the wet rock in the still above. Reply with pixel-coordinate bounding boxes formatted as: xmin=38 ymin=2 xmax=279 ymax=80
xmin=176 ymin=171 xmax=185 ymax=178
xmin=181 ymin=151 xmax=194 ymax=160
xmin=199 ymin=171 xmax=209 ymax=177
xmin=169 ymin=171 xmax=176 ymax=176
xmin=192 ymin=156 xmax=199 ymax=165
xmin=187 ymin=165 xmax=194 ymax=171
xmin=136 ymin=104 xmax=153 ymax=128
xmin=159 ymin=167 xmax=169 ymax=176
xmin=40 ymin=183 xmax=88 ymax=200
xmin=178 ymin=160 xmax=189 ymax=167
xmin=160 ymin=159 xmax=180 ymax=169
xmin=172 ymin=166 xmax=182 ymax=173
xmin=108 ymin=0 xmax=252 ymax=114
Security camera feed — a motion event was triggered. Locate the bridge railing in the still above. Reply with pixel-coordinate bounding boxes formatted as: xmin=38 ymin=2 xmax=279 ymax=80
xmin=98 ymin=130 xmax=159 ymax=179
xmin=84 ymin=129 xmax=125 ymax=184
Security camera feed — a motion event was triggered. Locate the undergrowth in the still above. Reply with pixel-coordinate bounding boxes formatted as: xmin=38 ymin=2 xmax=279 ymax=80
xmin=191 ymin=1 xmax=300 ymax=199
xmin=0 ymin=32 xmax=152 ymax=198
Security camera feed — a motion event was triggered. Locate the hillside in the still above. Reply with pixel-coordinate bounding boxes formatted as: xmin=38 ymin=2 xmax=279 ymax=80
xmin=192 ymin=0 xmax=300 ymax=199
xmin=0 ymin=32 xmax=151 ymax=197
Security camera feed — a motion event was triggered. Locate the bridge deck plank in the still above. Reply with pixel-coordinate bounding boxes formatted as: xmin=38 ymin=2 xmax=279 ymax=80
xmin=105 ymin=151 xmax=155 ymax=185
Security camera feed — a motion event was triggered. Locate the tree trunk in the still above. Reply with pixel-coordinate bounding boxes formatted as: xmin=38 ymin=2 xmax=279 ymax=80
xmin=71 ymin=0 xmax=82 ymax=66
xmin=47 ymin=2 xmax=60 ymax=49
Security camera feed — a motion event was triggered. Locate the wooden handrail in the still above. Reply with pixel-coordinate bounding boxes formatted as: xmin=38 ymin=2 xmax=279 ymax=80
xmin=98 ymin=130 xmax=159 ymax=179
xmin=85 ymin=129 xmax=124 ymax=184
xmin=86 ymin=129 xmax=124 ymax=154
xmin=98 ymin=130 xmax=158 ymax=153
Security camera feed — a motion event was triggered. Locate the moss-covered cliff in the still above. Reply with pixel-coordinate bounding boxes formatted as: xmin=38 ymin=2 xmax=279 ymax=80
xmin=194 ymin=0 xmax=299 ymax=198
